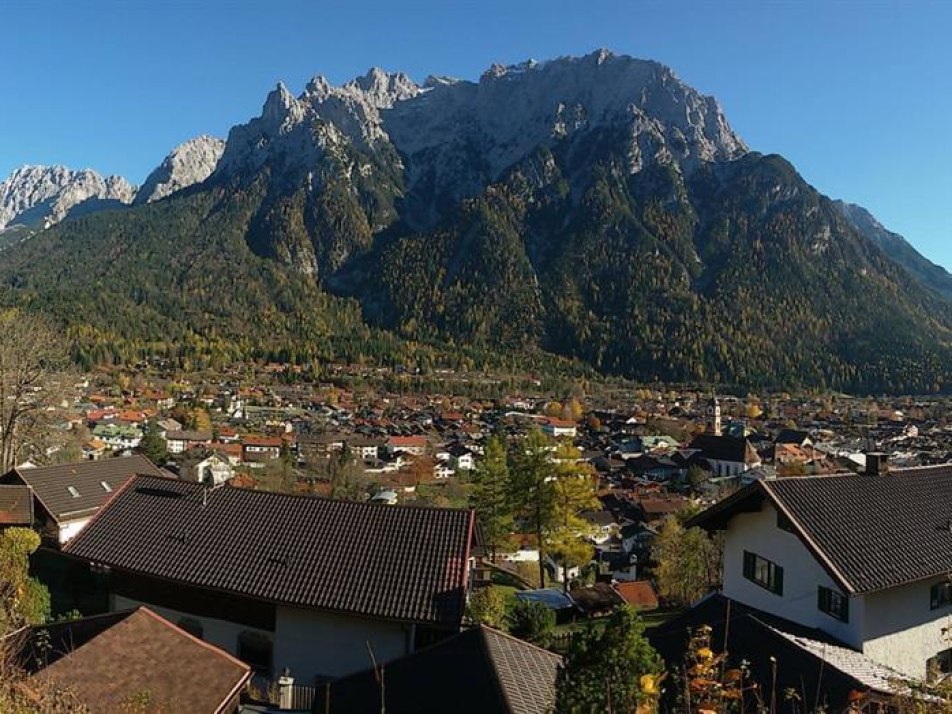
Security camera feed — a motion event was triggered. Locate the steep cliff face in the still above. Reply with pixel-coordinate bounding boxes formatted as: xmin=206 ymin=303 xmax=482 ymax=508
xmin=134 ymin=135 xmax=225 ymax=204
xmin=0 ymin=165 xmax=134 ymax=230
xmin=207 ymin=50 xmax=748 ymax=278
xmin=1 ymin=51 xmax=951 ymax=392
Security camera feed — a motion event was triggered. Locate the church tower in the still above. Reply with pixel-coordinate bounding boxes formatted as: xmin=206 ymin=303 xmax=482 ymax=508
xmin=706 ymin=394 xmax=722 ymax=435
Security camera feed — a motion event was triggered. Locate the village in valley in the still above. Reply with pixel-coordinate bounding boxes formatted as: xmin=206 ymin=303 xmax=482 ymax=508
xmin=5 ymin=354 xmax=952 ymax=712
xmin=6 ymin=6 xmax=952 ymax=711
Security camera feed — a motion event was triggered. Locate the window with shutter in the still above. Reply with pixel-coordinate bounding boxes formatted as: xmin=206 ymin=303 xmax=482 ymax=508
xmin=742 ymin=550 xmax=783 ymax=595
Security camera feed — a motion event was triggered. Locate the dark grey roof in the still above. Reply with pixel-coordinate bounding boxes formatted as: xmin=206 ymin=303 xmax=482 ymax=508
xmin=775 ymin=429 xmax=811 ymax=446
xmin=689 ymin=434 xmax=758 ymax=464
xmin=648 ymin=595 xmax=900 ymax=712
xmin=691 ymin=464 xmax=952 ymax=594
xmin=580 ymin=509 xmax=616 ymax=527
xmin=317 ymin=626 xmax=561 ymax=714
xmin=0 ymin=484 xmax=33 ymax=525
xmin=3 ymin=456 xmax=163 ymax=523
xmin=64 ymin=475 xmax=474 ymax=627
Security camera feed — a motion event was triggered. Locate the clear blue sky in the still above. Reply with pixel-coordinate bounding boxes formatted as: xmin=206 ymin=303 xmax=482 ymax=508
xmin=3 ymin=1 xmax=952 ymax=267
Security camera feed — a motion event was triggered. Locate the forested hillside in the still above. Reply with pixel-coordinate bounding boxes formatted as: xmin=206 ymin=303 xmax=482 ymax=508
xmin=2 ymin=51 xmax=952 ymax=393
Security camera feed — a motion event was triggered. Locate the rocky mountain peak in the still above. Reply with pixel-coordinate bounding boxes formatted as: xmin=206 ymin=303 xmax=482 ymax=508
xmin=0 ymin=164 xmax=135 ymax=231
xmin=350 ymin=67 xmax=420 ymax=108
xmin=134 ymin=135 xmax=226 ymax=204
xmin=215 ymin=51 xmax=748 ymax=196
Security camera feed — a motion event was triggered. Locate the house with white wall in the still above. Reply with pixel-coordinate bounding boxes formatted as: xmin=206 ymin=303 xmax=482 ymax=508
xmin=688 ymin=433 xmax=761 ymax=476
xmin=691 ymin=459 xmax=952 ymax=681
xmin=64 ymin=475 xmax=476 ymax=683
xmin=541 ymin=418 xmax=577 ymax=439
xmin=0 ymin=455 xmax=164 ymax=544
xmin=165 ymin=430 xmax=213 ymax=455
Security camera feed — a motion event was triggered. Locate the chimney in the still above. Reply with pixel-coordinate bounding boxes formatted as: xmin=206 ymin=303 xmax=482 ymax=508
xmin=278 ymin=667 xmax=294 ymax=710
xmin=865 ymin=451 xmax=889 ymax=477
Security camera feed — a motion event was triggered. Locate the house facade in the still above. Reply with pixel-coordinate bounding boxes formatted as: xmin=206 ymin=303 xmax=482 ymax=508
xmin=241 ymin=435 xmax=283 ymax=464
xmin=165 ymin=430 xmax=213 ymax=455
xmin=692 ymin=462 xmax=952 ymax=680
xmin=64 ymin=475 xmax=476 ymax=682
xmin=689 ymin=434 xmax=761 ymax=477
xmin=0 ymin=456 xmax=164 ymax=544
xmin=541 ymin=419 xmax=577 ymax=439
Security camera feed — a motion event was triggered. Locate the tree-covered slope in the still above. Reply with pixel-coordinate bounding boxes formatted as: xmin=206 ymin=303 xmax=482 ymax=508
xmin=1 ymin=51 xmax=952 ymax=393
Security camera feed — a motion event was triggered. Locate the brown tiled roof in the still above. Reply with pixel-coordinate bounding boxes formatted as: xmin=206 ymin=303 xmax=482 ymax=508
xmin=3 ymin=456 xmax=163 ymax=523
xmin=65 ymin=475 xmax=474 ymax=627
xmin=389 ymin=435 xmax=428 ymax=447
xmin=691 ymin=464 xmax=952 ymax=594
xmin=569 ymin=582 xmax=625 ymax=614
xmin=320 ymin=625 xmax=561 ymax=714
xmin=242 ymin=435 xmax=282 ymax=447
xmin=613 ymin=580 xmax=659 ymax=610
xmin=31 ymin=607 xmax=250 ymax=713
xmin=166 ymin=430 xmax=213 ymax=442
xmin=0 ymin=484 xmax=33 ymax=525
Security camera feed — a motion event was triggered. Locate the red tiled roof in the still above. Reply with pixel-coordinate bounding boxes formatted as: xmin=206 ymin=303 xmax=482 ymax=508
xmin=242 ymin=435 xmax=283 ymax=448
xmin=389 ymin=436 xmax=428 ymax=447
xmin=613 ymin=580 xmax=659 ymax=610
xmin=65 ymin=475 xmax=475 ymax=627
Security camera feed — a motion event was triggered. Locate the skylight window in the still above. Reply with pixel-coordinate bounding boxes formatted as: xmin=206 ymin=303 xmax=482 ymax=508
xmin=100 ymin=481 xmax=112 ymax=492
xmin=67 ymin=486 xmax=80 ymax=498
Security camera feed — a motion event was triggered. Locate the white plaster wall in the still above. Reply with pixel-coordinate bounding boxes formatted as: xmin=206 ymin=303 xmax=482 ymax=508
xmin=273 ymin=605 xmax=410 ymax=682
xmin=167 ymin=440 xmax=185 ymax=454
xmin=863 ymin=579 xmax=952 ymax=679
xmin=723 ymin=502 xmax=864 ymax=648
xmin=58 ymin=518 xmax=90 ymax=544
xmin=113 ymin=594 xmax=273 ymax=664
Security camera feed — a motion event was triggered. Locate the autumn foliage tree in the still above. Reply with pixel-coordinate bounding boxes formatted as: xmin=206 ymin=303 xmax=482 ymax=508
xmin=547 ymin=442 xmax=599 ymax=590
xmin=510 ymin=428 xmax=557 ymax=588
xmin=652 ymin=516 xmax=723 ymax=606
xmin=0 ymin=528 xmax=50 ymax=633
xmin=0 ymin=310 xmax=66 ymax=471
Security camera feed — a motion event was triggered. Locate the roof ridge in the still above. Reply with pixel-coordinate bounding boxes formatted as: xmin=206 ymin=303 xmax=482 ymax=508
xmin=129 ymin=473 xmax=475 ymax=515
xmin=891 ymin=462 xmax=952 ymax=473
xmin=136 ymin=607 xmax=251 ymax=672
xmin=760 ymin=480 xmax=857 ymax=593
xmin=16 ymin=454 xmax=156 ymax=475
xmin=480 ymin=624 xmax=563 ymax=662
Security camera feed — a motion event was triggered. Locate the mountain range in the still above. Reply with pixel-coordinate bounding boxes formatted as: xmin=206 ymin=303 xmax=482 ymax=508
xmin=1 ymin=50 xmax=951 ymax=393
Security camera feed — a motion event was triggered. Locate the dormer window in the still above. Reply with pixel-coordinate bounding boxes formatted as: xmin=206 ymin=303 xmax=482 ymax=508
xmin=743 ymin=550 xmax=783 ymax=595
xmin=67 ymin=486 xmax=80 ymax=498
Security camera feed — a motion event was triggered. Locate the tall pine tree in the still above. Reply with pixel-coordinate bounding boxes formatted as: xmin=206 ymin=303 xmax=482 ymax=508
xmin=510 ymin=428 xmax=557 ymax=588
xmin=469 ymin=434 xmax=514 ymax=562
